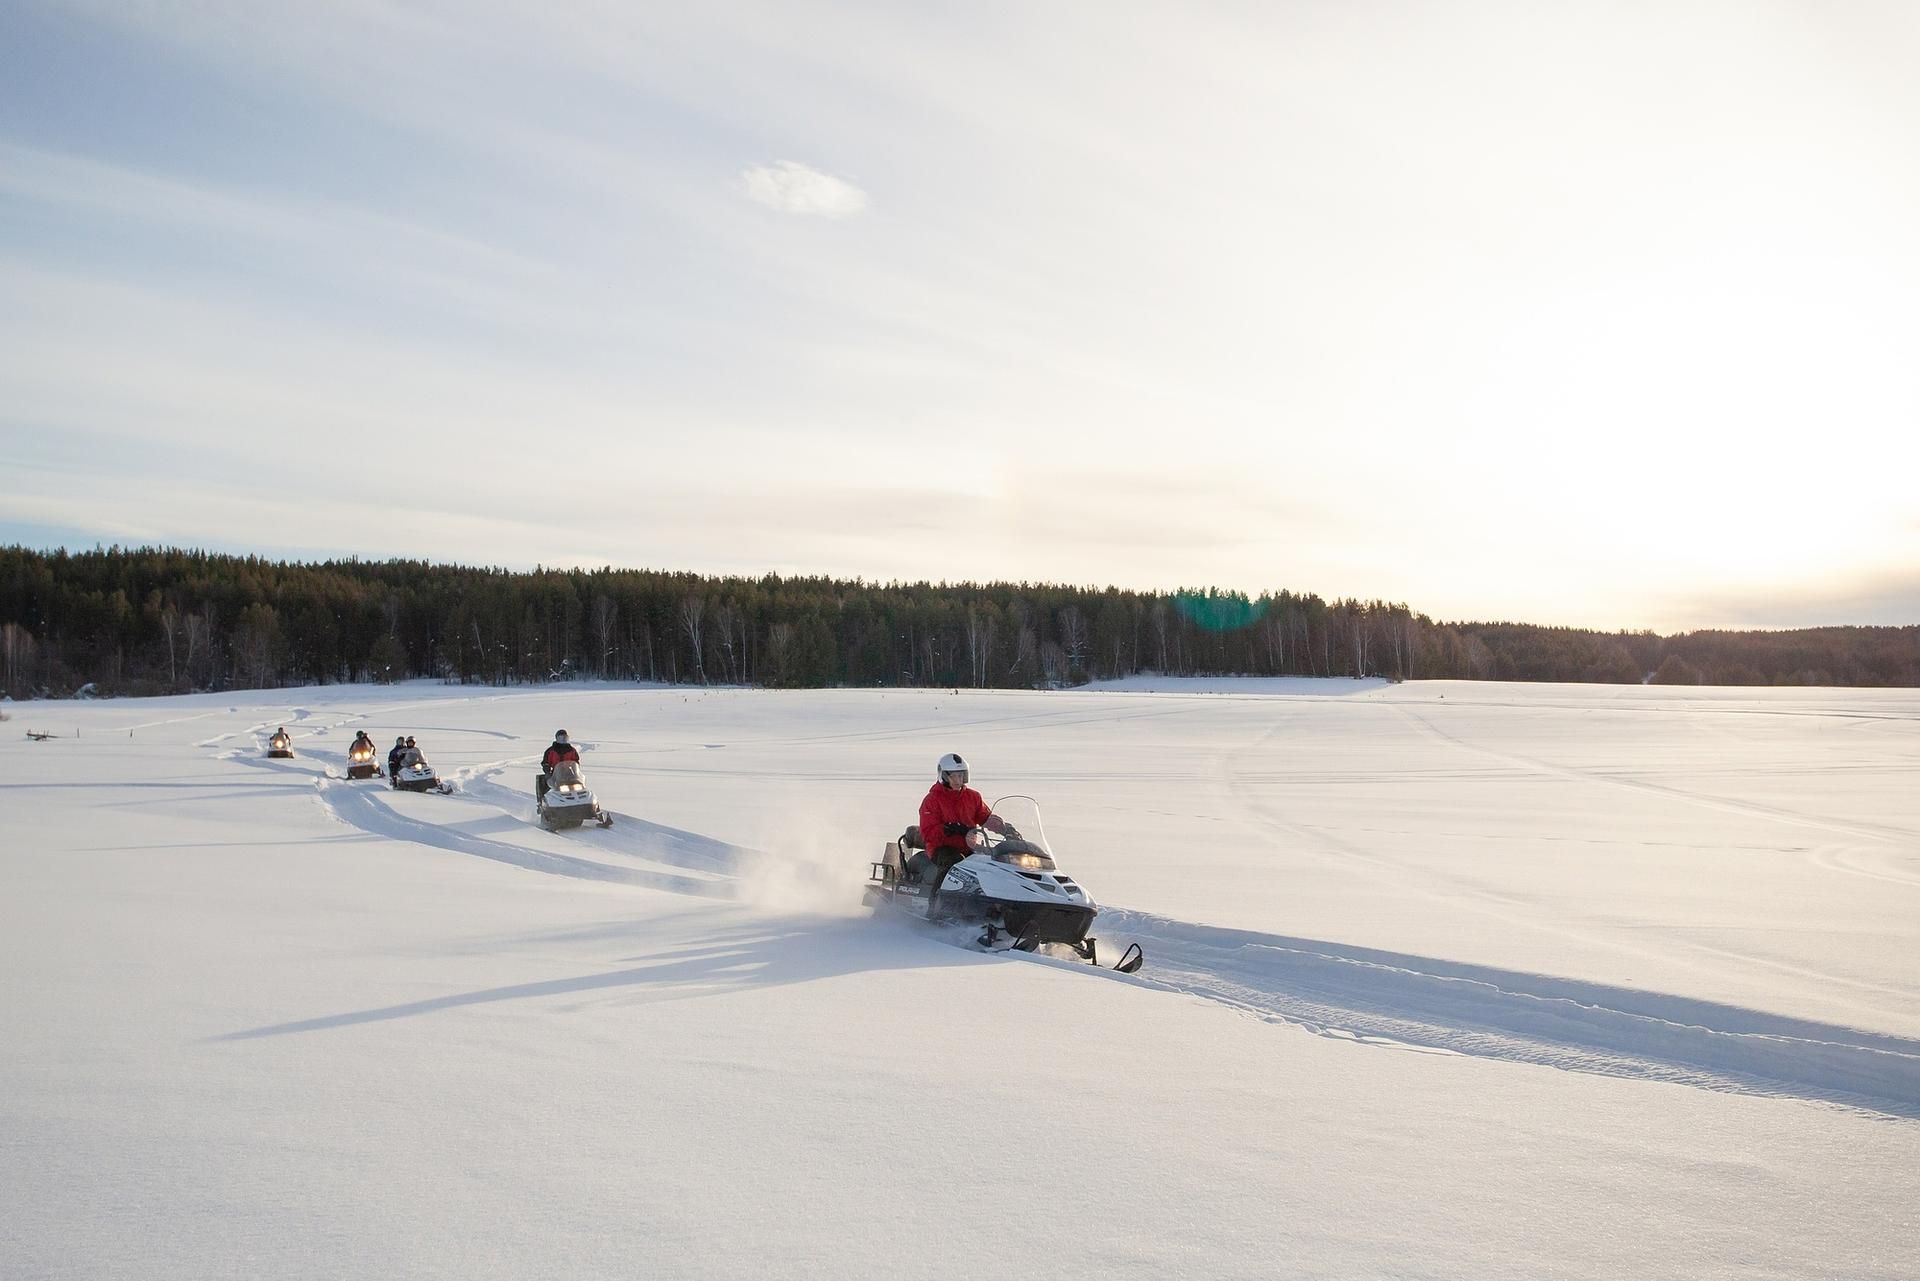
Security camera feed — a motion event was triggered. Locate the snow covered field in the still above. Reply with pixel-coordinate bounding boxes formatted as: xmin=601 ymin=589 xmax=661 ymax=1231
xmin=4 ymin=678 xmax=1917 ymax=1279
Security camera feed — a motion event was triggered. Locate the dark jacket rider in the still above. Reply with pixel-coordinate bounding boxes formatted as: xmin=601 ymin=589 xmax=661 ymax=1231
xmin=537 ymin=730 xmax=581 ymax=802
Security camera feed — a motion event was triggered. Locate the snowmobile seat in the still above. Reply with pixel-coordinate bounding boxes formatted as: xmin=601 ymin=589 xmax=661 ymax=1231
xmin=897 ymin=827 xmax=930 ymax=884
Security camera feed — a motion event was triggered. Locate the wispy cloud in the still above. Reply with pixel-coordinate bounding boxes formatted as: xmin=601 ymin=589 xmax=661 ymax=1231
xmin=6 ymin=3 xmax=1920 ymax=625
xmin=740 ymin=161 xmax=868 ymax=217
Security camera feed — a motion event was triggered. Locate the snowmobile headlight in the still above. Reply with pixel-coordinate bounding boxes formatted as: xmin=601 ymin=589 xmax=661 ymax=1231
xmin=1000 ymin=851 xmax=1047 ymax=871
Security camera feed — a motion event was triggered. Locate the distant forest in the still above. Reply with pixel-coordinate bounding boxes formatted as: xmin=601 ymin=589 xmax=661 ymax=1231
xmin=3 ymin=546 xmax=1918 ymax=698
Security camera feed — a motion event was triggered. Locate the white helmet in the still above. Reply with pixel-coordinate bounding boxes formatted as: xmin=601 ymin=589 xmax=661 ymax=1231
xmin=936 ymin=752 xmax=968 ymax=787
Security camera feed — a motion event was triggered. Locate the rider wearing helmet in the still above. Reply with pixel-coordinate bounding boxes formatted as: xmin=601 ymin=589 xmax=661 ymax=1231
xmin=542 ymin=730 xmax=579 ymax=773
xmin=537 ymin=730 xmax=581 ymax=802
xmin=396 ymin=735 xmax=423 ymax=773
xmin=917 ymin=753 xmax=1009 ymax=893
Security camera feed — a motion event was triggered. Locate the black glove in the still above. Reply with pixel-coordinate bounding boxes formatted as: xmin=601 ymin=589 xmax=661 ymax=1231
xmin=943 ymin=822 xmax=968 ymax=837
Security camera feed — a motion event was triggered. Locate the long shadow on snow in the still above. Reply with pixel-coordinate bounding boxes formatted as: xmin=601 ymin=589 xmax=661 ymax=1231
xmin=81 ymin=835 xmax=374 ymax=852
xmin=583 ymin=813 xmax=746 ymax=876
xmin=211 ymin=917 xmax=974 ymax=1041
xmin=440 ymin=767 xmax=747 ymax=877
xmin=7 ymin=748 xmax=317 ymax=806
xmin=222 ymin=751 xmax=327 ymax=778
xmin=1104 ymin=909 xmax=1920 ymax=1121
xmin=0 ymin=779 xmax=312 ymax=793
xmin=221 ymin=745 xmax=747 ymax=889
xmin=320 ymin=779 xmax=736 ymax=896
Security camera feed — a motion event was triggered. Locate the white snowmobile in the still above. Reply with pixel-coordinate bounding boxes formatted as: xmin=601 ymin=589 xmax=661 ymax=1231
xmin=345 ymin=739 xmax=380 ymax=780
xmin=267 ymin=729 xmax=294 ymax=759
xmin=535 ymin=759 xmax=613 ymax=830
xmin=390 ymin=748 xmax=451 ymax=794
xmin=865 ymin=795 xmax=1142 ymax=973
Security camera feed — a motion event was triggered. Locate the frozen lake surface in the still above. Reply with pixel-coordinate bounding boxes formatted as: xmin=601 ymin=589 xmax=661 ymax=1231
xmin=4 ymin=678 xmax=1917 ymax=1278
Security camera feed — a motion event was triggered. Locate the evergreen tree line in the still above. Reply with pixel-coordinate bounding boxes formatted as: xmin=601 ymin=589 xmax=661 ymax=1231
xmin=3 ymin=546 xmax=1916 ymax=698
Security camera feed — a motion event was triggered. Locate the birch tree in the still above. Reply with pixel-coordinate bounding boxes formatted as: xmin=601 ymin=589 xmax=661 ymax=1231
xmin=1059 ymin=606 xmax=1090 ymax=679
xmin=159 ymin=603 xmax=180 ymax=689
xmin=592 ymin=594 xmax=618 ymax=678
xmin=714 ymin=600 xmax=740 ymax=684
xmin=183 ymin=611 xmax=210 ymax=688
xmin=965 ymin=607 xmax=997 ymax=688
xmin=1 ymin=622 xmax=34 ymax=697
xmin=679 ymin=594 xmax=707 ymax=684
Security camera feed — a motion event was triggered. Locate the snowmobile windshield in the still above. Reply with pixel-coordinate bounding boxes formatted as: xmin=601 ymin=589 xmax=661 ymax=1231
xmin=269 ymin=733 xmax=290 ymax=749
xmin=984 ymin=795 xmax=1054 ymax=868
xmin=549 ymin=760 xmax=584 ymax=787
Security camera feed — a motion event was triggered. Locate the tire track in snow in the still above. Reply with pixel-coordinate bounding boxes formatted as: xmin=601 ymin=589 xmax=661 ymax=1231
xmin=1392 ymin=702 xmax=1920 ymax=894
xmin=315 ymin=777 xmax=738 ymax=897
xmin=1808 ymin=842 xmax=1920 ymax=891
xmin=195 ymin=692 xmax=530 ymax=749
xmin=641 ymin=693 xmax=1217 ymax=756
xmin=1393 ymin=703 xmax=1920 ymax=851
xmin=446 ymin=754 xmax=746 ymax=878
xmin=210 ymin=721 xmax=745 ymax=892
xmin=1191 ymin=709 xmax=1920 ymax=1074
xmin=1206 ymin=713 xmax=1545 ymax=915
xmin=1096 ymin=910 xmax=1920 ymax=1121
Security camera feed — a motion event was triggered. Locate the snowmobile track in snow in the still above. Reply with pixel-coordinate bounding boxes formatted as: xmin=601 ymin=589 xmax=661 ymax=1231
xmin=315 ymin=776 xmax=737 ymax=898
xmin=1101 ymin=909 xmax=1920 ymax=1121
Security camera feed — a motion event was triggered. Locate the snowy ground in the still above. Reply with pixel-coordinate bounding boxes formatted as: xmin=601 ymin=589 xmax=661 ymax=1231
xmin=3 ymin=678 xmax=1917 ymax=1279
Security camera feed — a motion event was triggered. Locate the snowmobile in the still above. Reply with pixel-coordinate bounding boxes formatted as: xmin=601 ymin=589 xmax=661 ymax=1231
xmin=534 ymin=759 xmax=613 ymax=830
xmin=390 ymin=750 xmax=451 ymax=794
xmin=345 ymin=740 xmax=380 ymax=780
xmin=267 ymin=729 xmax=294 ymax=759
xmin=865 ymin=795 xmax=1142 ymax=973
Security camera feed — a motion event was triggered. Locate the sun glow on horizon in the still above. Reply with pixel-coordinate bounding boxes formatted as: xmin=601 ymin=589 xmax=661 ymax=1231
xmin=2 ymin=2 xmax=1917 ymax=630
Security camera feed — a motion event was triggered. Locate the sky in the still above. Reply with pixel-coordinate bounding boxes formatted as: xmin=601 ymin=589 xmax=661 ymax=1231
xmin=2 ymin=1 xmax=1918 ymax=632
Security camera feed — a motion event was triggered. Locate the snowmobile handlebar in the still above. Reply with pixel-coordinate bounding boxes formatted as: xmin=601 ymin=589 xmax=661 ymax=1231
xmin=961 ymin=821 xmax=1022 ymax=848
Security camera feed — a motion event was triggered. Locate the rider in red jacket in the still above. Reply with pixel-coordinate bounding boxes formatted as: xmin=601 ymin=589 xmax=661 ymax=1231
xmin=918 ymin=752 xmax=1008 ymax=891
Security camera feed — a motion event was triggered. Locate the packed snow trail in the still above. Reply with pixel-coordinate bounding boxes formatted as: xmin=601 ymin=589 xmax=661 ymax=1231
xmin=198 ymin=682 xmax=1920 ymax=1121
xmin=209 ymin=720 xmax=746 ymax=892
xmin=1095 ymin=909 xmax=1920 ymax=1120
xmin=314 ymin=776 xmax=741 ymax=896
